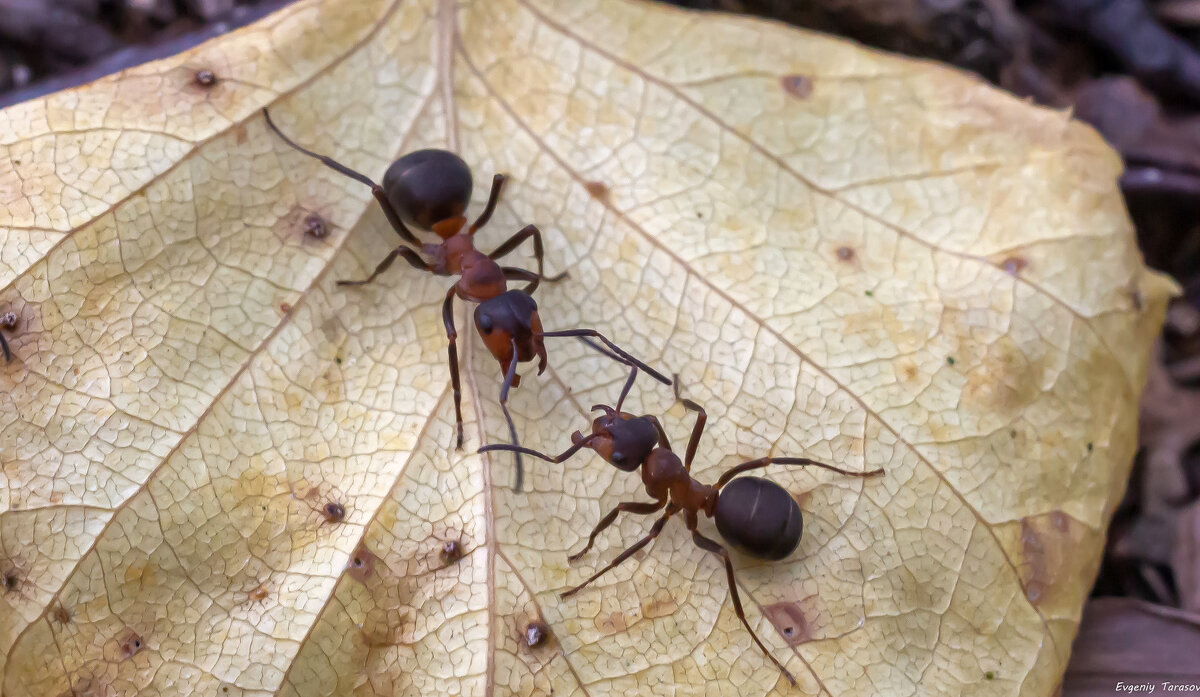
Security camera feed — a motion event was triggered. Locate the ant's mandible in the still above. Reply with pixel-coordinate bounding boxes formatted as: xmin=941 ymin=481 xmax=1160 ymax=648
xmin=262 ymin=109 xmax=671 ymax=491
xmin=480 ymin=370 xmax=885 ymax=684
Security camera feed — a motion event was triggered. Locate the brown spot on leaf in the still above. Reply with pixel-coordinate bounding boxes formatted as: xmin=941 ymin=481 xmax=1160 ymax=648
xmin=347 ymin=546 xmax=378 ymax=582
xmin=596 ymin=610 xmax=629 ymax=636
xmin=763 ymin=602 xmax=812 ymax=645
xmin=2 ymin=572 xmax=18 ymax=592
xmin=116 ymin=629 xmax=145 ymax=660
xmin=1012 ymin=511 xmax=1091 ymax=612
xmin=248 ymin=583 xmax=270 ymax=603
xmin=52 ymin=605 xmax=71 ymax=624
xmin=1129 ymin=284 xmax=1144 ymax=311
xmin=123 ymin=561 xmax=157 ymax=589
xmin=836 ymin=246 xmax=855 ymax=262
xmin=782 ymin=74 xmax=813 ymax=99
xmin=1001 ymin=256 xmax=1027 ymax=275
xmin=279 ymin=302 xmax=293 ymax=316
xmin=585 ymin=181 xmax=610 ymax=201
xmin=524 ymin=620 xmax=551 ymax=647
xmin=641 ymin=588 xmax=678 ymax=618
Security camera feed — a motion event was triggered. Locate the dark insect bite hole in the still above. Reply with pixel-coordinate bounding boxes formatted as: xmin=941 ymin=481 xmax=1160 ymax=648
xmin=524 ymin=620 xmax=550 ymax=647
xmin=194 ymin=69 xmax=218 ymax=88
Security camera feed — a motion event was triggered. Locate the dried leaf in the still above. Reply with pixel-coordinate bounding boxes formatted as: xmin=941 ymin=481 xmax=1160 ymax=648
xmin=0 ymin=0 xmax=1176 ymax=694
xmin=1176 ymin=502 xmax=1200 ymax=612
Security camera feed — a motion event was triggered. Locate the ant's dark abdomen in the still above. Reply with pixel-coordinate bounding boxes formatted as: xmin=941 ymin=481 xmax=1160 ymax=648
xmin=714 ymin=477 xmax=802 ymax=560
xmin=383 ymin=149 xmax=473 ymax=230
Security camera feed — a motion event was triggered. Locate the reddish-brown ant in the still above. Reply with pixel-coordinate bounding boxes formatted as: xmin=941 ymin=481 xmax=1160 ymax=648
xmin=479 ymin=370 xmax=884 ymax=684
xmin=262 ymin=109 xmax=670 ymax=490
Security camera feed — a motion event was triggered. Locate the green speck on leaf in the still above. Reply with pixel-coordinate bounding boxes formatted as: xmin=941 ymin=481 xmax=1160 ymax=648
xmin=864 ymin=290 xmax=874 ymax=297
xmin=336 ymin=356 xmax=343 ymax=364
xmin=1087 ymin=442 xmax=1094 ymax=452
xmin=985 ymin=671 xmax=995 ymax=680
xmin=946 ymin=356 xmax=956 ymax=366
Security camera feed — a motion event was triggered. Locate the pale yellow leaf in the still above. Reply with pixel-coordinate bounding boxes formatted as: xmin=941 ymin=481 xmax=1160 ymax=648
xmin=0 ymin=0 xmax=1176 ymax=695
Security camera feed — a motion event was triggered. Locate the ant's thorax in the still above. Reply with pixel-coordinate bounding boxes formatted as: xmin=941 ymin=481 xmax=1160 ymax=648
xmin=641 ymin=449 xmax=718 ymax=516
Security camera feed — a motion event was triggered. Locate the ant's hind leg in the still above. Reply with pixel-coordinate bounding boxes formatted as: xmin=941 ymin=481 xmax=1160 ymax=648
xmin=0 ymin=331 xmax=10 ymax=362
xmin=714 ymin=457 xmax=885 ymax=489
xmin=690 ymin=530 xmax=797 ymax=686
xmin=470 ymin=174 xmax=505 ymax=233
xmin=567 ymin=498 xmax=666 ymax=563
xmin=442 ymin=288 xmax=465 ymax=451
xmin=261 ymin=108 xmax=421 ymax=247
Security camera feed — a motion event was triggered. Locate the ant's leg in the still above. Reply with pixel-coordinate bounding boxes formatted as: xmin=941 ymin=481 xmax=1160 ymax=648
xmin=567 ymin=498 xmax=666 ymax=563
xmin=578 ymin=336 xmax=624 ymax=364
xmin=680 ymin=399 xmax=707 ymax=472
xmin=644 ymin=416 xmax=673 ymax=450
xmin=539 ymin=329 xmax=671 ymax=386
xmin=442 ymin=288 xmax=465 ymax=451
xmin=488 ymin=225 xmax=567 ymax=286
xmin=561 ymin=505 xmax=677 ymax=598
xmin=470 ymin=174 xmax=505 ymax=233
xmin=715 ymin=457 xmax=885 ymax=489
xmin=337 ymin=246 xmax=429 ymax=287
xmin=614 ymin=365 xmax=638 ymax=413
xmin=690 ymin=530 xmax=796 ymax=686
xmin=0 ymin=331 xmax=10 ymax=362
xmin=498 ymin=338 xmax=525 ymax=492
xmin=501 ymin=267 xmax=544 ymax=295
xmin=262 ymin=108 xmax=421 ymax=247
xmin=479 ymin=434 xmax=598 ymax=463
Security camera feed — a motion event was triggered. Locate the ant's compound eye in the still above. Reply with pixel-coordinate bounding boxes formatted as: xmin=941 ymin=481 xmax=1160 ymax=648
xmin=611 ymin=452 xmax=626 ymax=465
xmin=478 ymin=314 xmax=493 ymax=333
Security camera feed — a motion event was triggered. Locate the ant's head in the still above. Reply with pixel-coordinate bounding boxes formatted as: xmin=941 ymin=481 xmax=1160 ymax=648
xmin=474 ymin=291 xmax=545 ymax=367
xmin=383 ymin=149 xmax=473 ymax=231
xmin=572 ymin=406 xmax=658 ymax=472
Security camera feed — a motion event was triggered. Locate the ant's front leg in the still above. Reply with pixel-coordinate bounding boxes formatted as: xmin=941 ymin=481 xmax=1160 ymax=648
xmin=0 ymin=331 xmax=10 ymax=362
xmin=498 ymin=338 xmax=525 ymax=492
xmin=337 ymin=246 xmax=430 ymax=287
xmin=442 ymin=287 xmax=465 ymax=450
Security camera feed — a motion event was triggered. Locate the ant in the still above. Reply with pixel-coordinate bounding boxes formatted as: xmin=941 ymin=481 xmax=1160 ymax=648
xmin=479 ymin=370 xmax=885 ymax=684
xmin=262 ymin=109 xmax=670 ymax=491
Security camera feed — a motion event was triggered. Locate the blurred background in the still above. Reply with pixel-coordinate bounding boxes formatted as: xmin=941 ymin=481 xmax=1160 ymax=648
xmin=2 ymin=0 xmax=1199 ymax=692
